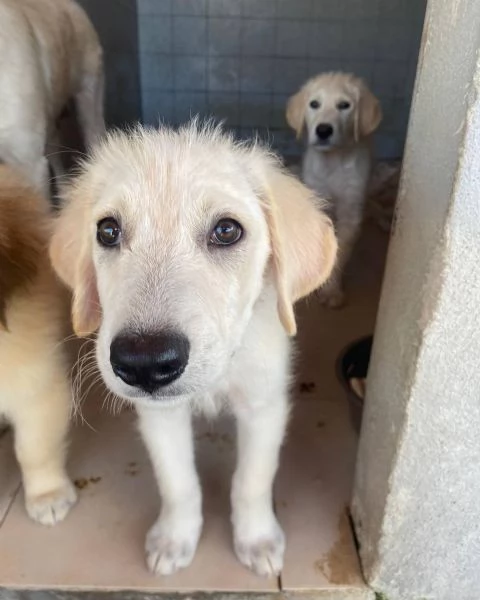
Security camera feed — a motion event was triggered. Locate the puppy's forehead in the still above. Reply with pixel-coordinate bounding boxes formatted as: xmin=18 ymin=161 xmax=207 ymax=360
xmin=311 ymin=77 xmax=352 ymax=98
xmin=94 ymin=135 xmax=259 ymax=222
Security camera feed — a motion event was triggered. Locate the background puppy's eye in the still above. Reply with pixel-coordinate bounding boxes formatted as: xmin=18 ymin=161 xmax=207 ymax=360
xmin=210 ymin=219 xmax=243 ymax=246
xmin=97 ymin=217 xmax=121 ymax=247
xmin=309 ymin=100 xmax=320 ymax=109
xmin=337 ymin=100 xmax=351 ymax=110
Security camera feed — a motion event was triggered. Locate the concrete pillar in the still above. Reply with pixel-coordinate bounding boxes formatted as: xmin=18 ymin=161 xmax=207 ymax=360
xmin=351 ymin=1 xmax=480 ymax=599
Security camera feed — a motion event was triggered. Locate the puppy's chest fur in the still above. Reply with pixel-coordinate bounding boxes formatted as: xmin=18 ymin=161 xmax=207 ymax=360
xmin=302 ymin=144 xmax=372 ymax=211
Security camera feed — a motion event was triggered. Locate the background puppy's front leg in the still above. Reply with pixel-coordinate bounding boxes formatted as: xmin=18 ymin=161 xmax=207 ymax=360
xmin=319 ymin=199 xmax=364 ymax=308
xmin=138 ymin=405 xmax=202 ymax=576
xmin=231 ymin=393 xmax=289 ymax=577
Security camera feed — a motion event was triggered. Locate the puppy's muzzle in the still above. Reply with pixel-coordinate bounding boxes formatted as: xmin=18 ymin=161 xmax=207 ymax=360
xmin=110 ymin=331 xmax=190 ymax=394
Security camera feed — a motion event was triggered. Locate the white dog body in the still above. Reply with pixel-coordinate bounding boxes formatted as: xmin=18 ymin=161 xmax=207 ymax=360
xmin=287 ymin=72 xmax=382 ymax=306
xmin=0 ymin=0 xmax=105 ymax=195
xmin=50 ymin=123 xmax=337 ymax=577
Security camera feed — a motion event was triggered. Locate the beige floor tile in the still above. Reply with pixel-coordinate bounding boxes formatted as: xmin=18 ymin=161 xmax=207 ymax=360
xmin=0 ymin=429 xmax=21 ymax=526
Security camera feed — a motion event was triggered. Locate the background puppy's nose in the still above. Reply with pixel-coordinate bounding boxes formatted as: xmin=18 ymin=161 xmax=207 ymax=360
xmin=110 ymin=332 xmax=190 ymax=393
xmin=316 ymin=123 xmax=334 ymax=141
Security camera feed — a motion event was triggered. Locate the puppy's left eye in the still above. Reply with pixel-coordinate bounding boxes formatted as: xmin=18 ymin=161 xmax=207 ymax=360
xmin=210 ymin=219 xmax=243 ymax=246
xmin=97 ymin=217 xmax=121 ymax=247
xmin=337 ymin=100 xmax=351 ymax=110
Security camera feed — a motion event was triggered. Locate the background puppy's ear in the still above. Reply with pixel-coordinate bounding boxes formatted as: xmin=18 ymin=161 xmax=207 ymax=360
xmin=286 ymin=89 xmax=307 ymax=139
xmin=255 ymin=158 xmax=337 ymax=336
xmin=355 ymin=81 xmax=382 ymax=140
xmin=49 ymin=185 xmax=100 ymax=337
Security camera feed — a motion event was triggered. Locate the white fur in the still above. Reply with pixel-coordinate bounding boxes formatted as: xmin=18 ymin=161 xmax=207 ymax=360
xmin=287 ymin=72 xmax=382 ymax=307
xmin=50 ymin=122 xmax=337 ymax=576
xmin=0 ymin=0 xmax=105 ymax=196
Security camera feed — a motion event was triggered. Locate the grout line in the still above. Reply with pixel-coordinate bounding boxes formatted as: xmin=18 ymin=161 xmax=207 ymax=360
xmin=0 ymin=482 xmax=21 ymax=529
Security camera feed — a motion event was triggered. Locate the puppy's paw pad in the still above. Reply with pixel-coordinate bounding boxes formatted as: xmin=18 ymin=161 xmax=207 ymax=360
xmin=146 ymin=522 xmax=200 ymax=576
xmin=26 ymin=481 xmax=77 ymax=526
xmin=235 ymin=525 xmax=285 ymax=577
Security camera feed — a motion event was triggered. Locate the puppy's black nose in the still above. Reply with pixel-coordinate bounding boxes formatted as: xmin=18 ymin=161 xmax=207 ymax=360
xmin=316 ymin=123 xmax=334 ymax=141
xmin=110 ymin=332 xmax=190 ymax=394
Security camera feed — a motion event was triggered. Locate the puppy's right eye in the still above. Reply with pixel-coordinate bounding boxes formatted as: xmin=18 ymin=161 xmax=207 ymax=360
xmin=309 ymin=100 xmax=320 ymax=109
xmin=97 ymin=218 xmax=121 ymax=247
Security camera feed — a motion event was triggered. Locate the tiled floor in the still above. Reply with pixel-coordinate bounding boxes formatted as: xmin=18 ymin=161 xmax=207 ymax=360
xmin=0 ymin=221 xmax=388 ymax=599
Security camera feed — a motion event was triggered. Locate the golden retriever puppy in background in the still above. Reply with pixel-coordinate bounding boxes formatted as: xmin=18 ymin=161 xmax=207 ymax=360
xmin=287 ymin=72 xmax=382 ymax=307
xmin=0 ymin=0 xmax=105 ymax=196
xmin=50 ymin=122 xmax=337 ymax=576
xmin=0 ymin=165 xmax=77 ymax=525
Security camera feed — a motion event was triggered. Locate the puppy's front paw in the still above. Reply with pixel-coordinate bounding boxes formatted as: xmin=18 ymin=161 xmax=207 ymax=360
xmin=26 ymin=480 xmax=77 ymax=526
xmin=234 ymin=516 xmax=285 ymax=577
xmin=146 ymin=513 xmax=203 ymax=576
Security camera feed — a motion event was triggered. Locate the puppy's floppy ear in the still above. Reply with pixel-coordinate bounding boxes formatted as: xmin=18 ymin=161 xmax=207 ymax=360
xmin=354 ymin=80 xmax=382 ymax=140
xmin=49 ymin=182 xmax=100 ymax=337
xmin=255 ymin=157 xmax=337 ymax=336
xmin=286 ymin=88 xmax=308 ymax=139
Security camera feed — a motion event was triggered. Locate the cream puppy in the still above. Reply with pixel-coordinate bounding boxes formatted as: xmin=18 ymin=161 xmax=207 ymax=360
xmin=287 ymin=72 xmax=382 ymax=307
xmin=50 ymin=122 xmax=337 ymax=577
xmin=0 ymin=0 xmax=105 ymax=196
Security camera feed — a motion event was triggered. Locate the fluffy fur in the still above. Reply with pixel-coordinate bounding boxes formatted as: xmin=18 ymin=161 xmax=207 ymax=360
xmin=0 ymin=0 xmax=105 ymax=196
xmin=50 ymin=122 xmax=337 ymax=577
xmin=0 ymin=165 xmax=76 ymax=525
xmin=287 ymin=72 xmax=382 ymax=307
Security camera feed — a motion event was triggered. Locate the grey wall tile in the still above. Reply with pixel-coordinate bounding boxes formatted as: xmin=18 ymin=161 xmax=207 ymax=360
xmin=241 ymin=57 xmax=273 ymax=93
xmin=173 ymin=56 xmax=207 ymax=90
xmin=208 ymin=0 xmax=242 ymax=17
xmin=241 ymin=0 xmax=276 ymax=18
xmin=276 ymin=21 xmax=309 ymax=58
xmin=271 ymin=94 xmax=289 ymax=128
xmin=241 ymin=20 xmax=275 ymax=56
xmin=239 ymin=93 xmax=272 ymax=127
xmin=174 ymin=91 xmax=209 ymax=124
xmin=376 ymin=22 xmax=413 ymax=61
xmin=209 ymin=17 xmax=242 ymax=55
xmin=373 ymin=61 xmax=408 ymax=97
xmin=138 ymin=0 xmax=172 ymax=16
xmin=172 ymin=0 xmax=207 ymax=16
xmin=276 ymin=0 xmax=312 ymax=20
xmin=208 ymin=92 xmax=241 ymax=126
xmin=208 ymin=57 xmax=241 ymax=91
xmin=140 ymin=54 xmax=173 ymax=89
xmin=341 ymin=0 xmax=379 ymax=20
xmin=309 ymin=21 xmax=345 ymax=58
xmin=312 ymin=0 xmax=343 ymax=20
xmin=273 ymin=58 xmax=308 ymax=93
xmin=342 ymin=22 xmax=378 ymax=59
xmin=173 ymin=16 xmax=207 ymax=54
xmin=143 ymin=90 xmax=174 ymax=123
xmin=139 ymin=15 xmax=171 ymax=53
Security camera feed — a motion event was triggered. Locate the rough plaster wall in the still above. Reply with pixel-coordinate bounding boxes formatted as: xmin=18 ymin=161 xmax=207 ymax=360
xmin=352 ymin=0 xmax=480 ymax=598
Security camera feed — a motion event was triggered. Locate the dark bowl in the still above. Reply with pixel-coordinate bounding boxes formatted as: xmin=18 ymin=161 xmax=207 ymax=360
xmin=336 ymin=335 xmax=373 ymax=434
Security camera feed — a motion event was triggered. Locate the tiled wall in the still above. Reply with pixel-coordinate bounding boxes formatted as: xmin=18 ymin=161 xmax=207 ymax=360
xmin=137 ymin=0 xmax=426 ymax=159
